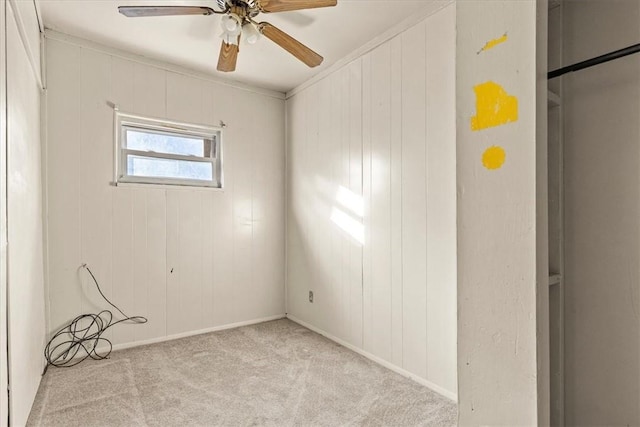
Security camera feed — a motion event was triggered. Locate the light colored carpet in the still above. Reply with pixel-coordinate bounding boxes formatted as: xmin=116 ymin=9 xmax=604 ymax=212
xmin=27 ymin=319 xmax=457 ymax=426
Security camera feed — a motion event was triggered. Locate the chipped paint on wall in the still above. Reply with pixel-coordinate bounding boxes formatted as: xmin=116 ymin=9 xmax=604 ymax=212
xmin=482 ymin=146 xmax=506 ymax=170
xmin=478 ymin=33 xmax=508 ymax=54
xmin=471 ymin=81 xmax=518 ymax=131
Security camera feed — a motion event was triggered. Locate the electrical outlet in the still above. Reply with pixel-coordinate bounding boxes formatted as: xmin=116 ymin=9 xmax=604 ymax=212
xmin=309 ymin=291 xmax=314 ymax=303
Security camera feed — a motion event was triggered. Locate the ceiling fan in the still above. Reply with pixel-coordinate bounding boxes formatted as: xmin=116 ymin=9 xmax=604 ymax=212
xmin=118 ymin=0 xmax=337 ymax=72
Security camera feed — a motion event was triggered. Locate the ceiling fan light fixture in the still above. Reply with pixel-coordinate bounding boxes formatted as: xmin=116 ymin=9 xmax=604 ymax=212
xmin=243 ymin=23 xmax=261 ymax=45
xmin=221 ymin=13 xmax=242 ymax=34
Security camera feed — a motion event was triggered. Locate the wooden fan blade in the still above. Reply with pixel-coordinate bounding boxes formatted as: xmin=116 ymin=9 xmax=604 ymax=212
xmin=260 ymin=22 xmax=323 ymax=67
xmin=217 ymin=41 xmax=239 ymax=72
xmin=118 ymin=6 xmax=215 ymax=17
xmin=257 ymin=0 xmax=336 ymax=13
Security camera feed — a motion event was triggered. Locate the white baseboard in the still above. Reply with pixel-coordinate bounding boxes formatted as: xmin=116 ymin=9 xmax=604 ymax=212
xmin=286 ymin=314 xmax=458 ymax=403
xmin=96 ymin=314 xmax=286 ymax=354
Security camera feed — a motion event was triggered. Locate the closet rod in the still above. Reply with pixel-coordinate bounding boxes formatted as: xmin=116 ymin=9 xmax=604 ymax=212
xmin=548 ymin=42 xmax=640 ymax=79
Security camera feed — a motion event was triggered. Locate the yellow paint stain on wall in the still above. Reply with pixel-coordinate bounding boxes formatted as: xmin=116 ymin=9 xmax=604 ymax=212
xmin=471 ymin=81 xmax=518 ymax=131
xmin=482 ymin=146 xmax=506 ymax=170
xmin=478 ymin=33 xmax=508 ymax=53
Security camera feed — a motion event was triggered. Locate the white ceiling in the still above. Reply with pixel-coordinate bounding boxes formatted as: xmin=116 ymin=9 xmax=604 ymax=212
xmin=40 ymin=0 xmax=442 ymax=93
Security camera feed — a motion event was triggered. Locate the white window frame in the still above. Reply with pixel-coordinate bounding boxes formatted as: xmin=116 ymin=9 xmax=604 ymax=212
xmin=114 ymin=110 xmax=224 ymax=188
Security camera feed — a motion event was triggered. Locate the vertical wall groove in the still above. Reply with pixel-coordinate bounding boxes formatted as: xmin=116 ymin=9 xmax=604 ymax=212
xmin=424 ymin=17 xmax=429 ymax=379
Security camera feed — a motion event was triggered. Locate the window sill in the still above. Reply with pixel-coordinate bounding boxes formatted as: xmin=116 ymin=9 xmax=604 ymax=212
xmin=112 ymin=181 xmax=225 ymax=192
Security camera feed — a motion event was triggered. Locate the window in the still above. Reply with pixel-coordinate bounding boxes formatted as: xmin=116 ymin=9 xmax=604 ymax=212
xmin=115 ymin=111 xmax=223 ymax=188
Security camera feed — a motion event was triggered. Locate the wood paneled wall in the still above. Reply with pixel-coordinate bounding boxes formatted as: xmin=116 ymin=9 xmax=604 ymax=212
xmin=286 ymin=5 xmax=457 ymax=398
xmin=44 ymin=38 xmax=286 ymax=346
xmin=6 ymin=1 xmax=45 ymax=425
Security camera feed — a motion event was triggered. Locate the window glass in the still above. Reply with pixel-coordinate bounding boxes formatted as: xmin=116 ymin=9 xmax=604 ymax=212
xmin=127 ymin=155 xmax=213 ymax=181
xmin=126 ymin=128 xmax=206 ymax=157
